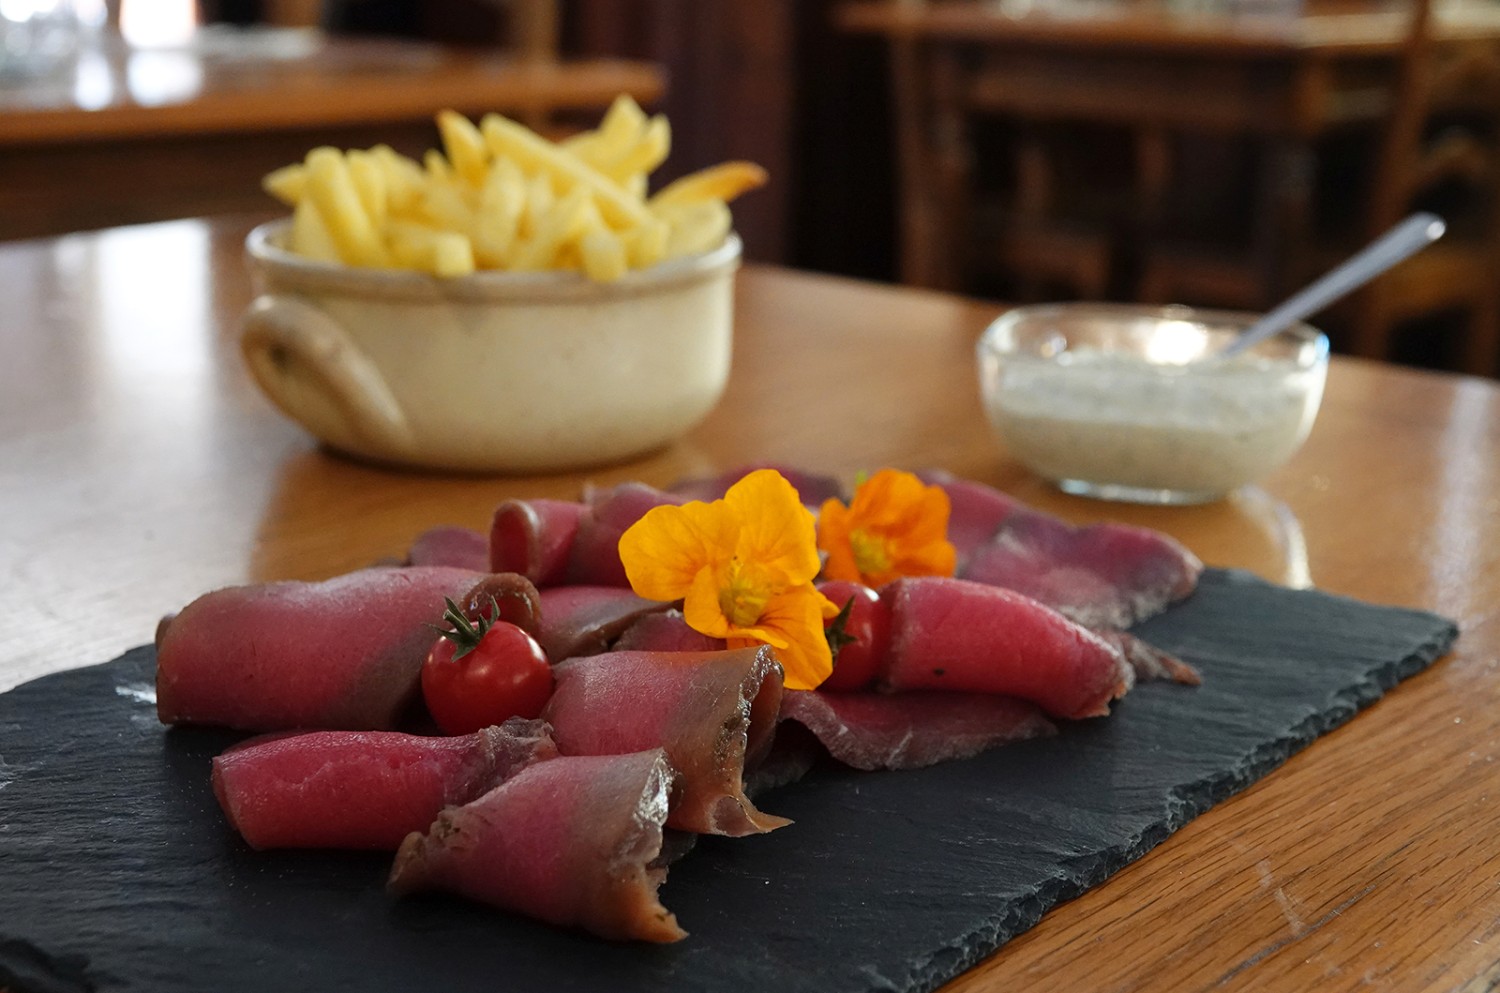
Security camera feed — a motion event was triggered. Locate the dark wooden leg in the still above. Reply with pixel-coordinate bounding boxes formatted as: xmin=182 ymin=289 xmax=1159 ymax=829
xmin=1462 ymin=286 xmax=1500 ymax=376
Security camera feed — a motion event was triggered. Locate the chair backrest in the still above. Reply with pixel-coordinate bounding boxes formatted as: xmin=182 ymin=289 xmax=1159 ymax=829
xmin=1368 ymin=0 xmax=1500 ymax=239
xmin=264 ymin=0 xmax=560 ymax=63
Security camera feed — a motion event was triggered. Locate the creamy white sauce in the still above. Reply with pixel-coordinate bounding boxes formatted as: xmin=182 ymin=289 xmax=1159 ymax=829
xmin=984 ymin=350 xmax=1323 ymax=500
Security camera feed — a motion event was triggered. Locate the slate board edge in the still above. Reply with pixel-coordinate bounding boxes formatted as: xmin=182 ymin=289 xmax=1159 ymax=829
xmin=897 ymin=614 xmax=1460 ymax=992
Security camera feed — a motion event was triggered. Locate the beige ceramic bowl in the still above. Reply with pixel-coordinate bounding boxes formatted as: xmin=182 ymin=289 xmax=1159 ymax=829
xmin=241 ymin=220 xmax=740 ymax=473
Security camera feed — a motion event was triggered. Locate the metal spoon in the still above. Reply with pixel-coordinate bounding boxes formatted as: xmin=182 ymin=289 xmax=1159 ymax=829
xmin=1214 ymin=212 xmax=1446 ymax=359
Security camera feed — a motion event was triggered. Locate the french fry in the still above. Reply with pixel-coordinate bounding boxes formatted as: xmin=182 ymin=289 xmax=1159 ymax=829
xmin=479 ymin=113 xmax=651 ymax=230
xmin=263 ymin=164 xmax=305 ymax=206
xmin=436 ymin=110 xmax=490 ymax=187
xmin=386 ymin=220 xmax=476 ymax=278
xmin=471 ymin=158 xmax=526 ymax=268
xmin=596 ymin=94 xmax=648 ymax=156
xmin=420 ymin=181 xmax=476 ymax=235
xmin=290 ymin=198 xmax=341 ymax=263
xmin=623 ymin=218 xmax=669 ymax=269
xmin=580 ymin=227 xmax=628 ymax=282
xmin=423 ymin=149 xmax=455 ymax=185
xmin=346 ymin=150 xmax=388 ymax=232
xmin=304 ymin=147 xmax=389 ymax=267
xmin=511 ymin=187 xmax=591 ymax=271
xmin=600 ymin=114 xmax=671 ymax=181
xmin=659 ymin=199 xmax=732 ymax=259
xmin=371 ymin=145 xmax=425 ymax=215
xmin=650 ymin=161 xmax=768 ymax=211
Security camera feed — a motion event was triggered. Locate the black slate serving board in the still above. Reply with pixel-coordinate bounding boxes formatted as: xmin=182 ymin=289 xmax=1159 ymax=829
xmin=0 ymin=569 xmax=1457 ymax=993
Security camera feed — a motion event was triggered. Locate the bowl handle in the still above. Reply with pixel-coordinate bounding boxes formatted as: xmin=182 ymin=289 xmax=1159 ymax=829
xmin=240 ymin=296 xmax=413 ymax=454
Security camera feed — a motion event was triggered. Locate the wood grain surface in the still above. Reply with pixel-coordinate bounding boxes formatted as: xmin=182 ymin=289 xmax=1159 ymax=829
xmin=1 ymin=215 xmax=1497 ymax=991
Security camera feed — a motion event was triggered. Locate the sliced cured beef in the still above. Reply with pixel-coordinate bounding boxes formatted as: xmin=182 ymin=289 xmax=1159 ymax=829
xmin=450 ymin=572 xmax=543 ymax=638
xmin=879 ymin=576 xmax=1130 ymax=720
xmin=406 ymin=526 xmax=489 ymax=571
xmin=212 ymin=719 xmax=557 ymax=851
xmin=488 ymin=498 xmax=586 ymax=587
xmin=612 ymin=610 xmax=725 ymax=653
xmin=1094 ymin=629 xmax=1202 ymax=686
xmin=915 ymin=469 xmax=1026 ymax=565
xmin=156 ymin=566 xmax=484 ymax=732
xmin=780 ymin=689 xmax=1056 ymax=771
xmin=535 ymin=586 xmax=673 ymax=662
xmin=920 ymin=470 xmax=1203 ymax=629
xmin=670 ymin=464 xmax=846 ymax=508
xmin=388 ymin=750 xmax=686 ymax=943
xmin=565 ymin=482 xmax=684 ymax=588
xmin=542 ymin=646 xmax=788 ymax=836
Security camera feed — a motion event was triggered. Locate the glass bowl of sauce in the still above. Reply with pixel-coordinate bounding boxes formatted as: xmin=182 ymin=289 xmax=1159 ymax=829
xmin=977 ymin=304 xmax=1329 ymax=505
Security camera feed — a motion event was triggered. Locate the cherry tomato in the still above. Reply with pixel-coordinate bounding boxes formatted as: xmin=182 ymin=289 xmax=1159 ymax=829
xmin=422 ymin=597 xmax=554 ymax=735
xmin=817 ymin=580 xmax=891 ymax=691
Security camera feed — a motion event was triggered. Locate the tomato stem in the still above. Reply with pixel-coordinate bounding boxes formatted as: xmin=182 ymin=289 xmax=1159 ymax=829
xmin=434 ymin=595 xmax=499 ymax=661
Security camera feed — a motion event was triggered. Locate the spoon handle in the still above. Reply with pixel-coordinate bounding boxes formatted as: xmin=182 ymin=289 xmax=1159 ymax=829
xmin=1218 ymin=212 xmax=1446 ymax=359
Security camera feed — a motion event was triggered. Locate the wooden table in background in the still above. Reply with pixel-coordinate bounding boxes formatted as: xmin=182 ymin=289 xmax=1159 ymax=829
xmin=836 ymin=0 xmax=1500 ymax=297
xmin=3 ymin=216 xmax=1499 ymax=990
xmin=0 ymin=28 xmax=664 ymax=240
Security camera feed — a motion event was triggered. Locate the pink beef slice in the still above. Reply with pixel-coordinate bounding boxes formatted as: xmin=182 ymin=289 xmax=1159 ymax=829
xmin=406 ymin=526 xmax=490 ymax=571
xmin=542 ymin=646 xmax=788 ymax=836
xmin=612 ymin=611 xmax=726 ymax=653
xmin=212 ymin=719 xmax=558 ymax=851
xmin=488 ymin=498 xmax=586 ymax=587
xmin=535 ymin=586 xmax=674 ymax=662
xmin=1092 ymin=628 xmax=1202 ymax=686
xmin=916 ymin=469 xmax=1028 ymax=564
xmin=388 ymin=749 xmax=686 ymax=944
xmin=879 ymin=576 xmax=1131 ymax=720
xmin=565 ymin=482 xmax=684 ymax=587
xmin=920 ymin=470 xmax=1202 ymax=629
xmin=156 ymin=566 xmax=484 ymax=731
xmin=780 ymin=689 xmax=1055 ymax=771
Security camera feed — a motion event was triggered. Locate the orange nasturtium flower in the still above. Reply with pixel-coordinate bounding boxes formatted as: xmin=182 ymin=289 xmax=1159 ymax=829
xmin=817 ymin=468 xmax=957 ymax=587
xmin=618 ymin=469 xmax=840 ymax=690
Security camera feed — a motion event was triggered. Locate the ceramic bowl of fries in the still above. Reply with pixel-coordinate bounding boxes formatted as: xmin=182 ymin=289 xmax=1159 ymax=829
xmin=239 ymin=98 xmax=764 ymax=473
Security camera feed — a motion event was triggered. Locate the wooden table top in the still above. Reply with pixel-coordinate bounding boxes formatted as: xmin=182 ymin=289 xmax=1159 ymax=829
xmin=836 ymin=0 xmax=1500 ymax=56
xmin=0 ymin=27 xmax=664 ymax=146
xmin=3 ymin=215 xmax=1498 ymax=991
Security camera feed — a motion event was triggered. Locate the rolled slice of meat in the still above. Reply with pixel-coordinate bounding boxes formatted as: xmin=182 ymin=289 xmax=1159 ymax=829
xmin=212 ymin=719 xmax=558 ymax=851
xmin=535 ymin=586 xmax=673 ymax=662
xmin=406 ymin=526 xmax=489 ymax=571
xmin=565 ymin=482 xmax=683 ymax=587
xmin=612 ymin=611 xmax=725 ymax=653
xmin=920 ymin=470 xmax=1203 ymax=629
xmin=543 ymin=646 xmax=788 ymax=836
xmin=388 ymin=750 xmax=686 ymax=944
xmin=780 ymin=689 xmax=1056 ymax=771
xmin=488 ymin=498 xmax=586 ymax=587
xmin=156 ymin=566 xmax=483 ymax=731
xmin=879 ymin=576 xmax=1130 ymax=720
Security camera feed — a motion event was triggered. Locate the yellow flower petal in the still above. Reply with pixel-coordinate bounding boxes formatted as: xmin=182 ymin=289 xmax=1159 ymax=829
xmin=724 ymin=469 xmax=822 ymax=587
xmin=752 ymin=584 xmax=837 ymax=690
xmin=816 ymin=468 xmax=956 ymax=587
xmin=619 ymin=498 xmax=734 ymax=602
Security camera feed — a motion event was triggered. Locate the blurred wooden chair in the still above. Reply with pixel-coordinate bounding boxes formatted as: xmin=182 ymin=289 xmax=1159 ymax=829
xmin=265 ymin=0 xmax=564 ymax=131
xmin=1138 ymin=0 xmax=1500 ymax=374
xmin=266 ymin=1 xmax=560 ymax=63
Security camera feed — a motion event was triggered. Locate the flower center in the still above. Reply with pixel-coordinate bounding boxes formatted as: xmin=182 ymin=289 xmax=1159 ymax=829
xmin=849 ymin=529 xmax=892 ymax=578
xmin=718 ymin=560 xmax=772 ymax=628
